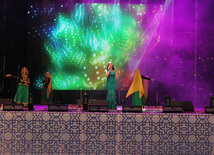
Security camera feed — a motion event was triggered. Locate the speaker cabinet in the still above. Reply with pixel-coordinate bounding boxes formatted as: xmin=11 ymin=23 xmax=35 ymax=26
xmin=88 ymin=105 xmax=108 ymax=112
xmin=210 ymin=96 xmax=214 ymax=107
xmin=3 ymin=104 xmax=23 ymax=111
xmin=83 ymin=93 xmax=88 ymax=111
xmin=205 ymin=107 xmax=214 ymax=113
xmin=171 ymin=101 xmax=194 ymax=112
xmin=205 ymin=96 xmax=214 ymax=113
xmin=48 ymin=104 xmax=68 ymax=112
xmin=122 ymin=106 xmax=142 ymax=113
xmin=163 ymin=106 xmax=183 ymax=113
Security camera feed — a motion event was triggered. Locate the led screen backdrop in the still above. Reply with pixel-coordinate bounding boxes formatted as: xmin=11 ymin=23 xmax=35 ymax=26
xmin=27 ymin=0 xmax=214 ymax=108
xmin=27 ymin=1 xmax=172 ymax=90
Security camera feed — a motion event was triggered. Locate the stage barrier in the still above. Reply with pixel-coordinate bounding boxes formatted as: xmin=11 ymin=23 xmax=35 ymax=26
xmin=0 ymin=111 xmax=213 ymax=154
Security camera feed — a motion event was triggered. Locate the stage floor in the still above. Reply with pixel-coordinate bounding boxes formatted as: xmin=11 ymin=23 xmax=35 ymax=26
xmin=0 ymin=106 xmax=213 ymax=155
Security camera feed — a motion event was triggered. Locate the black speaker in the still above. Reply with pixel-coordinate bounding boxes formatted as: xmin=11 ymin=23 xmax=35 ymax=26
xmin=83 ymin=92 xmax=88 ymax=111
xmin=99 ymin=105 xmax=108 ymax=112
xmin=205 ymin=96 xmax=214 ymax=113
xmin=171 ymin=101 xmax=194 ymax=112
xmin=28 ymin=93 xmax=34 ymax=111
xmin=88 ymin=105 xmax=108 ymax=112
xmin=88 ymin=105 xmax=98 ymax=112
xmin=3 ymin=104 xmax=23 ymax=111
xmin=210 ymin=96 xmax=214 ymax=107
xmin=205 ymin=107 xmax=214 ymax=113
xmin=48 ymin=104 xmax=68 ymax=112
xmin=122 ymin=106 xmax=142 ymax=113
xmin=163 ymin=106 xmax=183 ymax=113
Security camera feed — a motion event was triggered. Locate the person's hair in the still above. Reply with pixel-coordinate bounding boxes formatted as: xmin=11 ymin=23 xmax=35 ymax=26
xmin=107 ymin=62 xmax=114 ymax=71
xmin=21 ymin=67 xmax=29 ymax=75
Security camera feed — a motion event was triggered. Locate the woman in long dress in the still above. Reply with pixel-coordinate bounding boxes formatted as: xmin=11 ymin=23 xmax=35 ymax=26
xmin=126 ymin=69 xmax=154 ymax=106
xmin=6 ymin=67 xmax=30 ymax=107
xmin=41 ymin=72 xmax=53 ymax=104
xmin=105 ymin=62 xmax=121 ymax=109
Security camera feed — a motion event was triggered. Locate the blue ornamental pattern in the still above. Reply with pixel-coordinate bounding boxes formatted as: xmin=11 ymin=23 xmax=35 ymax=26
xmin=0 ymin=111 xmax=213 ymax=154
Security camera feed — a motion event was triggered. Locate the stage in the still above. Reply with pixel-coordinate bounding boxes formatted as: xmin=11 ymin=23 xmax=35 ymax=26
xmin=0 ymin=106 xmax=213 ymax=155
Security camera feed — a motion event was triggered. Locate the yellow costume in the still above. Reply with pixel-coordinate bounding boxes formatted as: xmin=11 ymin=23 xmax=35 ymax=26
xmin=41 ymin=72 xmax=53 ymax=104
xmin=46 ymin=72 xmax=52 ymax=98
xmin=126 ymin=69 xmax=145 ymax=106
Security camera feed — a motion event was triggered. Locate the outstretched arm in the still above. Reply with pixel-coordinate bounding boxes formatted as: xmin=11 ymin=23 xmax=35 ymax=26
xmin=141 ymin=75 xmax=154 ymax=81
xmin=5 ymin=74 xmax=19 ymax=79
xmin=5 ymin=74 xmax=11 ymax=77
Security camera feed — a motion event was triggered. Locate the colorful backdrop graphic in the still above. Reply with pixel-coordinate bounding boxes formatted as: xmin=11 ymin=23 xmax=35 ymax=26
xmin=28 ymin=2 xmax=166 ymax=90
xmin=27 ymin=0 xmax=214 ymax=108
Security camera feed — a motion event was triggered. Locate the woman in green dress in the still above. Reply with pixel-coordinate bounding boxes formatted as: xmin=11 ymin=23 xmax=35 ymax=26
xmin=126 ymin=69 xmax=154 ymax=106
xmin=6 ymin=67 xmax=30 ymax=107
xmin=41 ymin=72 xmax=53 ymax=104
xmin=105 ymin=62 xmax=121 ymax=109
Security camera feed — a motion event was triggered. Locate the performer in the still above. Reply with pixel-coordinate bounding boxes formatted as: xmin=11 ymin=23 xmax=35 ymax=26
xmin=41 ymin=72 xmax=52 ymax=104
xmin=126 ymin=69 xmax=154 ymax=106
xmin=6 ymin=67 xmax=30 ymax=107
xmin=105 ymin=62 xmax=121 ymax=109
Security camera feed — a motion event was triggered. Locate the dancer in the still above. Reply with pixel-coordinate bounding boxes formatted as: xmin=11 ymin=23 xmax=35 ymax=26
xmin=41 ymin=72 xmax=52 ymax=104
xmin=126 ymin=69 xmax=154 ymax=106
xmin=6 ymin=67 xmax=30 ymax=107
xmin=105 ymin=62 xmax=121 ymax=109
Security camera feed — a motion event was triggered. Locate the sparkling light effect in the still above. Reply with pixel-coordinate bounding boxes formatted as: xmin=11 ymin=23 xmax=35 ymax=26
xmin=29 ymin=3 xmax=163 ymax=90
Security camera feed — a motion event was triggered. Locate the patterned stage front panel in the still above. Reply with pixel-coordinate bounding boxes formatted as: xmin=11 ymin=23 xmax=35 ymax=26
xmin=0 ymin=111 xmax=214 ymax=155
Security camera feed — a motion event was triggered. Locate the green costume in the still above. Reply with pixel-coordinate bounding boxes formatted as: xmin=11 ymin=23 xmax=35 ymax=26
xmin=13 ymin=67 xmax=30 ymax=107
xmin=126 ymin=69 xmax=144 ymax=106
xmin=106 ymin=70 xmax=117 ymax=109
xmin=126 ymin=69 xmax=152 ymax=106
xmin=41 ymin=88 xmax=52 ymax=104
xmin=14 ymin=85 xmax=29 ymax=107
xmin=132 ymin=92 xmax=145 ymax=106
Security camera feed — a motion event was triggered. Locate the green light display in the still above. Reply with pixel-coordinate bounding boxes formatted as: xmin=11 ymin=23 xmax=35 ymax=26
xmin=41 ymin=3 xmax=145 ymax=90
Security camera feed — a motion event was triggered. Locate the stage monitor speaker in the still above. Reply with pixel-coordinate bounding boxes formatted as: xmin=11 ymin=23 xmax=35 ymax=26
xmin=99 ymin=105 xmax=108 ymax=112
xmin=205 ymin=96 xmax=214 ymax=113
xmin=122 ymin=106 xmax=142 ymax=113
xmin=163 ymin=106 xmax=183 ymax=113
xmin=48 ymin=104 xmax=68 ymax=112
xmin=3 ymin=104 xmax=23 ymax=111
xmin=88 ymin=105 xmax=108 ymax=112
xmin=205 ymin=107 xmax=214 ymax=113
xmin=171 ymin=101 xmax=194 ymax=112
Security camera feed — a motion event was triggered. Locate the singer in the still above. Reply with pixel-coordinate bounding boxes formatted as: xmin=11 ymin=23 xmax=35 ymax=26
xmin=105 ymin=62 xmax=121 ymax=109
xmin=6 ymin=67 xmax=30 ymax=107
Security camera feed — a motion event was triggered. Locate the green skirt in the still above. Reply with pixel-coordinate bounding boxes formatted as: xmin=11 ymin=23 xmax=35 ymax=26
xmin=107 ymin=91 xmax=117 ymax=109
xmin=14 ymin=85 xmax=29 ymax=107
xmin=132 ymin=91 xmax=144 ymax=106
xmin=41 ymin=88 xmax=52 ymax=104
